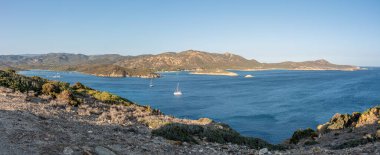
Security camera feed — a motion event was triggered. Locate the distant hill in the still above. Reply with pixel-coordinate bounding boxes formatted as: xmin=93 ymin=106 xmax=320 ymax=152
xmin=260 ymin=59 xmax=359 ymax=71
xmin=115 ymin=50 xmax=261 ymax=71
xmin=0 ymin=50 xmax=359 ymax=77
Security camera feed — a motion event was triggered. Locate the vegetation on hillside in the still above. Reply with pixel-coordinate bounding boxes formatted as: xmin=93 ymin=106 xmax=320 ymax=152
xmin=0 ymin=69 xmax=134 ymax=106
xmin=152 ymin=123 xmax=284 ymax=150
xmin=71 ymin=82 xmax=133 ymax=105
xmin=0 ymin=69 xmax=46 ymax=94
xmin=289 ymin=128 xmax=318 ymax=144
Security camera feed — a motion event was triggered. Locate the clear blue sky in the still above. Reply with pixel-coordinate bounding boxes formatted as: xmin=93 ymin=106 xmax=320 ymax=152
xmin=0 ymin=0 xmax=379 ymax=66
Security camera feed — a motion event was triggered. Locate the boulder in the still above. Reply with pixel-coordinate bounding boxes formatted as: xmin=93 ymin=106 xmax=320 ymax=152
xmin=327 ymin=112 xmax=361 ymax=130
xmin=317 ymin=123 xmax=330 ymax=134
xmin=376 ymin=130 xmax=380 ymax=139
xmin=328 ymin=114 xmax=352 ymax=130
xmin=356 ymin=107 xmax=380 ymax=127
xmin=95 ymin=146 xmax=116 ymax=155
xmin=63 ymin=147 xmax=74 ymax=155
xmin=258 ymin=148 xmax=269 ymax=155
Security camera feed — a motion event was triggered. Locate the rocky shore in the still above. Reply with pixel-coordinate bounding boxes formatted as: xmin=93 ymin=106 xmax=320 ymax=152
xmin=1 ymin=70 xmax=380 ymax=154
xmin=1 ymin=88 xmax=380 ymax=154
xmin=0 ymin=87 xmax=263 ymax=155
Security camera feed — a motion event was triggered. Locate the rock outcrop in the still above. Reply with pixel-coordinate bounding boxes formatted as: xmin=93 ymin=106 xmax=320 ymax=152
xmin=317 ymin=107 xmax=380 ymax=133
xmin=285 ymin=105 xmax=380 ymax=154
xmin=356 ymin=107 xmax=380 ymax=127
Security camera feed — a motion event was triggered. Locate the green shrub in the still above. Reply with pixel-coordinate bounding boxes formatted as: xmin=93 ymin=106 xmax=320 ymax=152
xmin=152 ymin=124 xmax=203 ymax=143
xmin=152 ymin=123 xmax=274 ymax=149
xmin=0 ymin=69 xmax=46 ymax=94
xmin=304 ymin=140 xmax=319 ymax=146
xmin=0 ymin=70 xmax=134 ymax=107
xmin=57 ymin=90 xmax=79 ymax=106
xmin=71 ymin=82 xmax=93 ymax=91
xmin=41 ymin=81 xmax=69 ymax=97
xmin=71 ymin=82 xmax=132 ymax=105
xmin=89 ymin=90 xmax=126 ymax=104
xmin=42 ymin=82 xmax=60 ymax=96
xmin=290 ymin=128 xmax=318 ymax=144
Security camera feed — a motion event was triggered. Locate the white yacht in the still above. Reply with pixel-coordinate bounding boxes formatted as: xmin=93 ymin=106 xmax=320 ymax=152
xmin=244 ymin=74 xmax=254 ymax=78
xmin=52 ymin=73 xmax=61 ymax=78
xmin=173 ymin=82 xmax=182 ymax=96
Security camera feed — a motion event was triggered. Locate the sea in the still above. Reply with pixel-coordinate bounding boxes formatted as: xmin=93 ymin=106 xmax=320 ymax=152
xmin=19 ymin=68 xmax=380 ymax=144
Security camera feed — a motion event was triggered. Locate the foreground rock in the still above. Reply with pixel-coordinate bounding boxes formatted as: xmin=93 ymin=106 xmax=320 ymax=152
xmin=283 ymin=106 xmax=380 ymax=154
xmin=1 ymin=70 xmax=379 ymax=154
xmin=0 ymin=87 xmax=261 ymax=154
xmin=1 ymin=91 xmax=379 ymax=154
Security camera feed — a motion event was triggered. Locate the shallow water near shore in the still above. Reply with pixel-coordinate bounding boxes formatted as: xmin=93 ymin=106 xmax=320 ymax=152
xmin=20 ymin=68 xmax=380 ymax=144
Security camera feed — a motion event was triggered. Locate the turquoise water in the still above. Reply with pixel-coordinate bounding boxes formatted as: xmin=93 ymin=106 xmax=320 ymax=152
xmin=20 ymin=68 xmax=380 ymax=144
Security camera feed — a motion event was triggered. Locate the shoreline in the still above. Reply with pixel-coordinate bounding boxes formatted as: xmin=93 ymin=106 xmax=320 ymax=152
xmin=227 ymin=67 xmax=361 ymax=72
xmin=189 ymin=71 xmax=239 ymax=76
xmin=19 ymin=66 xmax=363 ymax=79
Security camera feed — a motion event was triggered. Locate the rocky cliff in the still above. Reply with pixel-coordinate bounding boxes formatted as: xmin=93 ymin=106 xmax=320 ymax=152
xmin=283 ymin=106 xmax=380 ymax=154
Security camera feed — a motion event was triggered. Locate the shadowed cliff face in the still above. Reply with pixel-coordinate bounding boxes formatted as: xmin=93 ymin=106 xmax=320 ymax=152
xmin=0 ymin=50 xmax=358 ymax=78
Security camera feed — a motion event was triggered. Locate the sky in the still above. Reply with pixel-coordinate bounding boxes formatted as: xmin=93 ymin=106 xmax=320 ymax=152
xmin=0 ymin=0 xmax=379 ymax=66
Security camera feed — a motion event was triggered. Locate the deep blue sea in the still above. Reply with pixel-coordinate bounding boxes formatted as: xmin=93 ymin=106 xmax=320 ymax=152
xmin=19 ymin=68 xmax=380 ymax=144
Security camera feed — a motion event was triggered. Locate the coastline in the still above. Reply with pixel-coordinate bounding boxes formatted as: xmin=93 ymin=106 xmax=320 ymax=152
xmin=21 ymin=67 xmax=362 ymax=79
xmin=17 ymin=69 xmax=161 ymax=78
xmin=189 ymin=71 xmax=239 ymax=76
xmin=13 ymin=67 xmax=363 ymax=78
xmin=227 ymin=67 xmax=361 ymax=72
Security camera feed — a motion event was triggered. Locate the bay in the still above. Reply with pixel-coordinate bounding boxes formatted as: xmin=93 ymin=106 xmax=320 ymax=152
xmin=19 ymin=68 xmax=380 ymax=143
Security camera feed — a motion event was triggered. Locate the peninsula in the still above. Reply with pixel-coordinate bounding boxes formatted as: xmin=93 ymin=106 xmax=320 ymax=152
xmin=0 ymin=50 xmax=359 ymax=78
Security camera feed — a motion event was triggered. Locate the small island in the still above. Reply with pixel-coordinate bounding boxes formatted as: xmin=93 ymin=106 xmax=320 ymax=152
xmin=189 ymin=69 xmax=238 ymax=76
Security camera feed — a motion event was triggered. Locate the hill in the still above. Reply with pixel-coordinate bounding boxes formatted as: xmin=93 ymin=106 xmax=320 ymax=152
xmin=261 ymin=59 xmax=359 ymax=71
xmin=0 ymin=50 xmax=359 ymax=77
xmin=115 ymin=50 xmax=261 ymax=71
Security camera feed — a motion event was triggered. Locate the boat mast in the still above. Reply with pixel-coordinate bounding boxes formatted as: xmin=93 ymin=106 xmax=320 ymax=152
xmin=176 ymin=82 xmax=180 ymax=91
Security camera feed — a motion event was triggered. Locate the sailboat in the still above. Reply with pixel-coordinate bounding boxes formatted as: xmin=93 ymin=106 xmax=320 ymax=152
xmin=173 ymin=82 xmax=182 ymax=96
xmin=52 ymin=73 xmax=61 ymax=78
xmin=149 ymin=78 xmax=154 ymax=87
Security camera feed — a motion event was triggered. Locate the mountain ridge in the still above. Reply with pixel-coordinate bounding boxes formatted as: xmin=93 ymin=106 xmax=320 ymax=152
xmin=0 ymin=50 xmax=359 ymax=77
